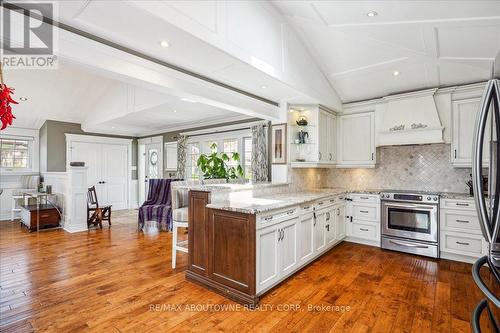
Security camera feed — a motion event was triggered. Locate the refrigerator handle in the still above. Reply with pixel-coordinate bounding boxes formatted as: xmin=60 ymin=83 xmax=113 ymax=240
xmin=492 ymin=81 xmax=500 ymax=244
xmin=472 ymin=80 xmax=495 ymax=243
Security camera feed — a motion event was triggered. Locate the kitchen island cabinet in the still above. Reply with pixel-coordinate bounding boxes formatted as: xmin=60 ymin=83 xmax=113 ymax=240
xmin=185 ymin=189 xmax=347 ymax=305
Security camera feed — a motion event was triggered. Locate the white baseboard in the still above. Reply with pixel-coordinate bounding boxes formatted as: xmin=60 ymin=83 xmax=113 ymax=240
xmin=345 ymin=237 xmax=381 ymax=248
xmin=440 ymin=251 xmax=479 ymax=264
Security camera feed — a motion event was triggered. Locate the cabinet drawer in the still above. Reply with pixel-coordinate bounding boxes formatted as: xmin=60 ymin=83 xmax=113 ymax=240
xmin=441 ymin=199 xmax=475 ymax=210
xmin=327 ymin=195 xmax=345 ymax=205
xmin=352 ymin=204 xmax=377 ymax=221
xmin=441 ymin=231 xmax=484 ymax=256
xmin=257 ymin=207 xmax=298 ymax=229
xmin=351 ymin=194 xmax=379 ymax=203
xmin=350 ymin=222 xmax=378 ymax=240
xmin=300 ymin=203 xmax=313 ymax=214
xmin=441 ymin=210 xmax=481 ymax=233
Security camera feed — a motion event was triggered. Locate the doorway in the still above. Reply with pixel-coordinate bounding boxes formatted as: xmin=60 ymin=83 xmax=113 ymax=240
xmin=138 ymin=136 xmax=163 ymax=204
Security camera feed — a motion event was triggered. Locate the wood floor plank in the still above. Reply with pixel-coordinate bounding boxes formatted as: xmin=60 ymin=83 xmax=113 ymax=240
xmin=0 ymin=212 xmax=495 ymax=333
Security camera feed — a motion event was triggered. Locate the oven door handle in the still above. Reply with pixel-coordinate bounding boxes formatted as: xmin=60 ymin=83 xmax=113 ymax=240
xmin=389 ymin=240 xmax=429 ymax=249
xmin=383 ymin=202 xmax=436 ymax=210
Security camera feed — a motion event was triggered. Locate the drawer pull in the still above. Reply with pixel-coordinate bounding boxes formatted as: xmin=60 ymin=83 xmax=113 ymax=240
xmin=40 ymin=214 xmax=50 ymax=218
xmin=360 ymin=197 xmax=369 ymax=200
xmin=286 ymin=210 xmax=295 ymax=215
xmin=264 ymin=216 xmax=273 ymax=221
xmin=455 ymin=203 xmax=470 ymax=207
xmin=303 ymin=206 xmax=310 ymax=210
xmin=456 ymin=241 xmax=470 ymax=246
xmin=360 ymin=228 xmax=369 ymax=231
xmin=359 ymin=210 xmax=369 ymax=213
xmin=455 ymin=219 xmax=470 ymax=224
xmin=317 ymin=201 xmax=324 ymax=205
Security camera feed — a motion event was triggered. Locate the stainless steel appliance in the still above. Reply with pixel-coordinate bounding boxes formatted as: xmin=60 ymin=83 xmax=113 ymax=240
xmin=380 ymin=190 xmax=439 ymax=258
xmin=471 ymin=78 xmax=500 ymax=332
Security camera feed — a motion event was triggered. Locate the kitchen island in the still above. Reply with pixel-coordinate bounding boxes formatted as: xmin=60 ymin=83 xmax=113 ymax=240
xmin=184 ymin=183 xmax=361 ymax=305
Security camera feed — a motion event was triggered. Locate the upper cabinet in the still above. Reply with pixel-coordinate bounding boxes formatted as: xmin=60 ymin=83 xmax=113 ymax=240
xmin=337 ymin=112 xmax=376 ymax=168
xmin=451 ymin=98 xmax=489 ymax=167
xmin=289 ymin=105 xmax=337 ymax=168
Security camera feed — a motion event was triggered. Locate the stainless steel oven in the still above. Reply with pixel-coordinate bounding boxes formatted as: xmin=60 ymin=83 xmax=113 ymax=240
xmin=381 ymin=191 xmax=439 ymax=258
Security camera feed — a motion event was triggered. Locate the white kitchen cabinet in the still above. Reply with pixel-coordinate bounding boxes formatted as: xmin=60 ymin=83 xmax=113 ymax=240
xmin=289 ymin=105 xmax=337 ymax=168
xmin=336 ymin=204 xmax=346 ymax=240
xmin=298 ymin=212 xmax=315 ymax=264
xmin=439 ymin=198 xmax=487 ymax=263
xmin=451 ymin=98 xmax=489 ymax=167
xmin=256 ymin=215 xmax=299 ymax=293
xmin=345 ymin=194 xmax=380 ymax=246
xmin=314 ymin=209 xmax=327 ymax=252
xmin=325 ymin=208 xmax=336 ymax=246
xmin=279 ymin=218 xmax=299 ymax=277
xmin=337 ymin=112 xmax=376 ymax=168
xmin=256 ymin=223 xmax=280 ymax=292
xmin=319 ymin=109 xmax=337 ymax=164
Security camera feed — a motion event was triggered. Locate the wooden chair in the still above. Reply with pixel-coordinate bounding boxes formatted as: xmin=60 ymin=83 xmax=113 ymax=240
xmin=87 ymin=186 xmax=112 ymax=228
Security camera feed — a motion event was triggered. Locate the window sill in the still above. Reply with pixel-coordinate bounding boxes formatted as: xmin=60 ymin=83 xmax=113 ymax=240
xmin=0 ymin=170 xmax=39 ymax=176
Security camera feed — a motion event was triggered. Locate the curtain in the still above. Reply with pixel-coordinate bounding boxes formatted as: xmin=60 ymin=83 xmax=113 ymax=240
xmin=176 ymin=135 xmax=188 ymax=179
xmin=251 ymin=123 xmax=269 ymax=182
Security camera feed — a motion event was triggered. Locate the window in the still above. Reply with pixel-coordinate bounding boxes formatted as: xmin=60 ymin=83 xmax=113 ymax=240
xmin=243 ymin=137 xmax=252 ymax=180
xmin=223 ymin=139 xmax=238 ymax=169
xmin=0 ymin=138 xmax=31 ymax=169
xmin=186 ymin=143 xmax=200 ymax=179
xmin=184 ymin=129 xmax=253 ymax=180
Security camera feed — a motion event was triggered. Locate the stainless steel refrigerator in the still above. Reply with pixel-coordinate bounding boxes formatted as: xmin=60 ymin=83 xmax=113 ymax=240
xmin=471 ymin=78 xmax=500 ymax=332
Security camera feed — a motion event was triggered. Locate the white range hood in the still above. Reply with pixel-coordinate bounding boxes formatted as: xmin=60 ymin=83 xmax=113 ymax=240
xmin=379 ymin=89 xmax=444 ymax=146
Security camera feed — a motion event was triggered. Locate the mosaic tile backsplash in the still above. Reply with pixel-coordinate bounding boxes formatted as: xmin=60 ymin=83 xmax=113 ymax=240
xmin=290 ymin=144 xmax=473 ymax=193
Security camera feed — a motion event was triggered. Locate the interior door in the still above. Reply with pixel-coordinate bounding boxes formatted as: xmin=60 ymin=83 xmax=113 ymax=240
xmin=101 ymin=144 xmax=128 ymax=209
xmin=70 ymin=141 xmax=104 ymax=200
xmin=280 ymin=217 xmax=298 ymax=277
xmin=144 ymin=142 xmax=162 ymax=198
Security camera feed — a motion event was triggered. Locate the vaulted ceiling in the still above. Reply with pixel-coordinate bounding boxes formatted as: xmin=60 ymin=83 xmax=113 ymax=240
xmin=5 ymin=62 xmax=250 ymax=136
xmin=273 ymin=0 xmax=500 ymax=102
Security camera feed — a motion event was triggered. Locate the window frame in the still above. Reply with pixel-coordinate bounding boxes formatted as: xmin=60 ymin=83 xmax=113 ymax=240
xmin=185 ymin=129 xmax=252 ymax=180
xmin=0 ymin=136 xmax=34 ymax=172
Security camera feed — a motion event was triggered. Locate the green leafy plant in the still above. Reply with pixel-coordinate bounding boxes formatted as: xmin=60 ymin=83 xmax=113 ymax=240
xmin=196 ymin=143 xmax=244 ymax=180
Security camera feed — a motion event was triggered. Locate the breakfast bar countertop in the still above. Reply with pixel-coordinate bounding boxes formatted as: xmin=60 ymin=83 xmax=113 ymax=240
xmin=206 ymin=188 xmax=350 ymax=214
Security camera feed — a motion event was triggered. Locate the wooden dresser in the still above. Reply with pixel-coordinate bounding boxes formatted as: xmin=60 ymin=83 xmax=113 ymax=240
xmin=20 ymin=205 xmax=60 ymax=232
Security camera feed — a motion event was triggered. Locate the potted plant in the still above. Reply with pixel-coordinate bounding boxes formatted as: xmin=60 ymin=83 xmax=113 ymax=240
xmin=196 ymin=143 xmax=244 ymax=180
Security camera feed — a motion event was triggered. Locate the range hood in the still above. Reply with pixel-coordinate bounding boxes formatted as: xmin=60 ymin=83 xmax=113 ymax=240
xmin=379 ymin=89 xmax=444 ymax=146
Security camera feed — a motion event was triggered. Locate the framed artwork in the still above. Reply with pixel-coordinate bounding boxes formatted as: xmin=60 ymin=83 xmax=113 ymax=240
xmin=271 ymin=123 xmax=287 ymax=164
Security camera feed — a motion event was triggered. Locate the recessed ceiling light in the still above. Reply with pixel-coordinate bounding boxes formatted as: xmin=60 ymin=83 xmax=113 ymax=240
xmin=260 ymin=85 xmax=267 ymax=89
xmin=19 ymin=97 xmax=28 ymax=101
xmin=392 ymin=70 xmax=400 ymax=76
xmin=111 ymin=126 xmax=115 ymax=129
xmin=180 ymin=97 xmax=197 ymax=103
xmin=160 ymin=40 xmax=170 ymax=48
xmin=366 ymin=11 xmax=378 ymax=17
xmin=173 ymin=110 xmax=177 ymax=113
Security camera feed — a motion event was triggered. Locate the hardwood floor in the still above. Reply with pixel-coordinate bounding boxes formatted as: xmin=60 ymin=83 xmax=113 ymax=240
xmin=0 ymin=210 xmax=497 ymax=333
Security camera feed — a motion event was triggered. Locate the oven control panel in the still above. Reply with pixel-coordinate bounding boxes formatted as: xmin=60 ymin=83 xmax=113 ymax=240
xmin=380 ymin=192 xmax=439 ymax=204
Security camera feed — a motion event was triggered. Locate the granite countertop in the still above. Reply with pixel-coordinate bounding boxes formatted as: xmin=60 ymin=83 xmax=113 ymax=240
xmin=172 ymin=181 xmax=290 ymax=192
xmin=206 ymin=188 xmax=350 ymax=214
xmin=439 ymin=192 xmax=474 ymax=200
